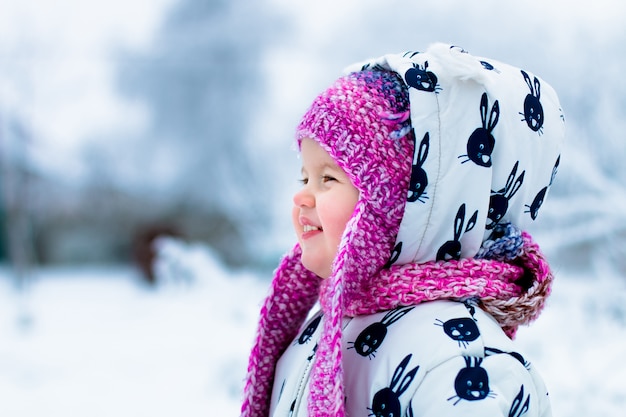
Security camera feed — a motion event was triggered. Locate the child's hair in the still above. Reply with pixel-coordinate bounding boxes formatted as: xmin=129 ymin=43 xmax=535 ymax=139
xmin=241 ymin=43 xmax=565 ymax=417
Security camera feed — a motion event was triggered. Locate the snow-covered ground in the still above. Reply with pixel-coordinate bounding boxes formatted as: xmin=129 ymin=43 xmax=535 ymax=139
xmin=0 ymin=238 xmax=625 ymax=416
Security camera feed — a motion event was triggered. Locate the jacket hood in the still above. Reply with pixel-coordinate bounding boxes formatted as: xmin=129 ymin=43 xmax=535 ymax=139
xmin=341 ymin=43 xmax=565 ymax=266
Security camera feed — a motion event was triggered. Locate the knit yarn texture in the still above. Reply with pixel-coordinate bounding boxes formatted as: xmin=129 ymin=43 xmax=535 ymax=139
xmin=241 ymin=234 xmax=553 ymax=417
xmin=241 ymin=44 xmax=565 ymax=417
xmin=296 ymin=71 xmax=414 ymax=417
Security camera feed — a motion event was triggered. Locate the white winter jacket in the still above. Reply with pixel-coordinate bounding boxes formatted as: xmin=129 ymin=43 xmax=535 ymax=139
xmin=269 ymin=300 xmax=550 ymax=417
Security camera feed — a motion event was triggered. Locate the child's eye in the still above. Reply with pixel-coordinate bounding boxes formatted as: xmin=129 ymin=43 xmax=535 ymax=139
xmin=298 ymin=175 xmax=337 ymax=186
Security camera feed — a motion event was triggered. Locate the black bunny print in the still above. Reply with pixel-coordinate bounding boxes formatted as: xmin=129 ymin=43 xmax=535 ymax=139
xmin=404 ymin=61 xmax=440 ymax=93
xmin=407 ymin=131 xmax=430 ymax=203
xmin=484 ymin=347 xmax=529 ymax=369
xmin=525 ymin=155 xmax=560 ymax=220
xmin=462 ymin=299 xmax=478 ymax=317
xmin=296 ymin=314 xmax=322 ymax=345
xmin=551 ymin=155 xmax=561 ymax=184
xmin=520 ymin=70 xmax=544 ymax=133
xmin=480 ymin=60 xmax=501 ymax=73
xmin=277 ymin=379 xmax=286 ymax=403
xmin=526 ymin=187 xmax=547 ymax=221
xmin=436 ymin=204 xmax=478 ymax=261
xmin=459 ymin=93 xmax=499 ymax=167
xmin=480 ymin=60 xmax=495 ymax=70
xmin=449 ymin=45 xmax=468 ymax=54
xmin=402 ymin=51 xmax=422 ymax=59
xmin=508 ymin=385 xmax=531 ymax=417
xmin=383 ymin=242 xmax=403 ymax=268
xmin=288 ymin=399 xmax=296 ymax=417
xmin=348 ymin=306 xmax=415 ymax=358
xmin=487 ymin=161 xmax=525 ymax=230
xmin=360 ymin=62 xmax=389 ymax=72
xmin=447 ymin=357 xmax=495 ymax=405
xmin=368 ymin=354 xmax=420 ymax=417
xmin=434 ymin=317 xmax=480 ymax=348
xmin=306 ymin=343 xmax=318 ymax=362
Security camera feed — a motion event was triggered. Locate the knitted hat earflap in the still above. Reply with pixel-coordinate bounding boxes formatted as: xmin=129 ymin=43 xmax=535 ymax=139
xmin=297 ymin=71 xmax=416 ymax=417
xmin=241 ymin=70 xmax=413 ymax=417
xmin=240 ymin=245 xmax=320 ymax=417
xmin=309 ymin=199 xmax=369 ymax=416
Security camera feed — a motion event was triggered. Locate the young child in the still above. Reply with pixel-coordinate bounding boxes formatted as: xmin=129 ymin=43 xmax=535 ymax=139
xmin=241 ymin=43 xmax=565 ymax=417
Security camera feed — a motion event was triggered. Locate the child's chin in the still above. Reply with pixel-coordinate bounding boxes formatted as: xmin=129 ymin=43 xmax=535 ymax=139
xmin=300 ymin=256 xmax=331 ymax=279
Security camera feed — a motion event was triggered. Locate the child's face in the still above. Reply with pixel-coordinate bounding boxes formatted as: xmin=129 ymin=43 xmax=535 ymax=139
xmin=292 ymin=138 xmax=359 ymax=278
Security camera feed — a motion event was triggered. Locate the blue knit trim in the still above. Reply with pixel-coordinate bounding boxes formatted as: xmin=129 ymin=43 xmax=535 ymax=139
xmin=476 ymin=222 xmax=524 ymax=261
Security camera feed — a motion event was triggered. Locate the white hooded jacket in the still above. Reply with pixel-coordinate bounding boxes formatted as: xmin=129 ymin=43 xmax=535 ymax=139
xmin=270 ymin=300 xmax=550 ymax=417
xmin=240 ymin=43 xmax=564 ymax=417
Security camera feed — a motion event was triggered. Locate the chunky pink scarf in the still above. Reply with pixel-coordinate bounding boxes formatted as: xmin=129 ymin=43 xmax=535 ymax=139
xmin=241 ymin=231 xmax=552 ymax=417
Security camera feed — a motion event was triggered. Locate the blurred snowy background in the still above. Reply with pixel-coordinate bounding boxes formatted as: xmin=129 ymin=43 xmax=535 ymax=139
xmin=0 ymin=0 xmax=625 ymax=415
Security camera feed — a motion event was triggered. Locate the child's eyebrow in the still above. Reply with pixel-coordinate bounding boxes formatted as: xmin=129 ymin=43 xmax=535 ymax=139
xmin=320 ymin=162 xmax=341 ymax=171
xmin=300 ymin=162 xmax=342 ymax=174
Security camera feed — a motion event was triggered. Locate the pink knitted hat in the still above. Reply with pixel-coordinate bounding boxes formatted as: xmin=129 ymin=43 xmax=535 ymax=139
xmin=241 ymin=43 xmax=565 ymax=417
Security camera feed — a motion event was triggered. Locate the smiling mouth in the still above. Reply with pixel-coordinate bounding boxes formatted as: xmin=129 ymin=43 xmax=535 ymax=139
xmin=303 ymin=225 xmax=322 ymax=233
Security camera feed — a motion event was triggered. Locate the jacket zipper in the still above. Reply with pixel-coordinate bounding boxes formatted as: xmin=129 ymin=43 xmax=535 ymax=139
xmin=289 ymin=345 xmax=316 ymax=417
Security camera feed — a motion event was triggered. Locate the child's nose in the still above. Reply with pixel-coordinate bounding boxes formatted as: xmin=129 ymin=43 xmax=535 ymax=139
xmin=293 ymin=187 xmax=314 ymax=208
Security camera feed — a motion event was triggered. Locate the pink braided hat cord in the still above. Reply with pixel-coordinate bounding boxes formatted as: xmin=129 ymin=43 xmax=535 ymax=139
xmin=240 ymin=245 xmax=320 ymax=417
